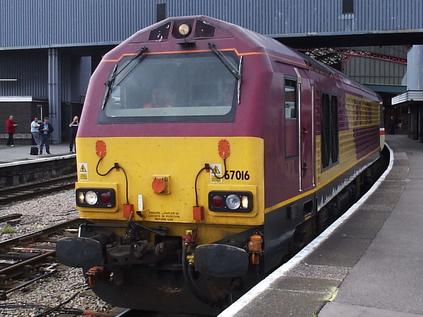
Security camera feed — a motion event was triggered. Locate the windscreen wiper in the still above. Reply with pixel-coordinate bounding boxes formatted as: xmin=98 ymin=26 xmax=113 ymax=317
xmin=101 ymin=46 xmax=148 ymax=109
xmin=208 ymin=43 xmax=240 ymax=80
xmin=101 ymin=64 xmax=118 ymax=109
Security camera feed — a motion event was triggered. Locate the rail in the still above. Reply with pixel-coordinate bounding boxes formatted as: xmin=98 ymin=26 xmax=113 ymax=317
xmin=0 ymin=174 xmax=76 ymax=205
xmin=0 ymin=218 xmax=83 ymax=300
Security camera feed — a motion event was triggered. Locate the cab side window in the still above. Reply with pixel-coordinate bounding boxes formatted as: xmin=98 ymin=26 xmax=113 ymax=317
xmin=284 ymin=79 xmax=298 ymax=158
xmin=285 ymin=80 xmax=297 ymax=119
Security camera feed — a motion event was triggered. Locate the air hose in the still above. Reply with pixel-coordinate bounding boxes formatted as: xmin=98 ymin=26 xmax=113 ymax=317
xmin=181 ymin=242 xmax=211 ymax=304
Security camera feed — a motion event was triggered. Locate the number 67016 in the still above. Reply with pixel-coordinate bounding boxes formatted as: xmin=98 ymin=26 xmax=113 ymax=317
xmin=224 ymin=170 xmax=250 ymax=180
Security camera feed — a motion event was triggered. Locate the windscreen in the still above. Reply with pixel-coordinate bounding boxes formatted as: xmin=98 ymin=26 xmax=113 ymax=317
xmin=101 ymin=52 xmax=238 ymax=123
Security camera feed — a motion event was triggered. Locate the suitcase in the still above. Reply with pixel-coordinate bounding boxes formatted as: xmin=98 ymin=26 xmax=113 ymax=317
xmin=30 ymin=146 xmax=38 ymax=155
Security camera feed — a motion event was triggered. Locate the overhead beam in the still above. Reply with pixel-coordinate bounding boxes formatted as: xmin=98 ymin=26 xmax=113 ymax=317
xmin=278 ymin=31 xmax=423 ymax=49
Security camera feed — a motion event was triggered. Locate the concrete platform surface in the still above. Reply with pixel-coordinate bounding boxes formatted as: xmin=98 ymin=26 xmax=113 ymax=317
xmin=321 ymin=135 xmax=423 ymax=317
xmin=321 ymin=302 xmax=423 ymax=317
xmin=0 ymin=143 xmax=74 ymax=165
xmin=221 ymin=135 xmax=423 ymax=317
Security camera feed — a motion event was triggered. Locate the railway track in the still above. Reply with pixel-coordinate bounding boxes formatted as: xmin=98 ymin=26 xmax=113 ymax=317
xmin=0 ymin=218 xmax=83 ymax=300
xmin=0 ymin=173 xmax=76 ymax=205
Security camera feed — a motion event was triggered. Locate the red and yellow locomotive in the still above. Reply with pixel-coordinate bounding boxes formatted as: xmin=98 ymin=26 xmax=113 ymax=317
xmin=57 ymin=16 xmax=381 ymax=313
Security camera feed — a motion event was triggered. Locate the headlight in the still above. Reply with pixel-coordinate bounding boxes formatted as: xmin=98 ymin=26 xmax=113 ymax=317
xmin=85 ymin=191 xmax=98 ymax=205
xmin=226 ymin=194 xmax=241 ymax=210
xmin=178 ymin=23 xmax=190 ymax=36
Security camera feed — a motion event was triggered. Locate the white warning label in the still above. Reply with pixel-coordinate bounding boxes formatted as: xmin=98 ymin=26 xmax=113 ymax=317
xmin=78 ymin=162 xmax=88 ymax=180
xmin=210 ymin=163 xmax=223 ymax=183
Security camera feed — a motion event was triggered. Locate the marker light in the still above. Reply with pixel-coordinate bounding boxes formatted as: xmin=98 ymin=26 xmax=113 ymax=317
xmin=241 ymin=195 xmax=249 ymax=209
xmin=85 ymin=191 xmax=98 ymax=205
xmin=226 ymin=194 xmax=241 ymax=210
xmin=178 ymin=23 xmax=190 ymax=36
xmin=77 ymin=192 xmax=85 ymax=204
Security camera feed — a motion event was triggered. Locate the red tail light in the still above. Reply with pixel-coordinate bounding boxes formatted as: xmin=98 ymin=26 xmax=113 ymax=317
xmin=211 ymin=195 xmax=224 ymax=208
xmin=100 ymin=192 xmax=111 ymax=204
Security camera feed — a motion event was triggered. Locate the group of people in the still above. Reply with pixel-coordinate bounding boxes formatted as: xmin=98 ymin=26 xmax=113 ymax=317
xmin=4 ymin=114 xmax=79 ymax=154
xmin=30 ymin=117 xmax=55 ymax=154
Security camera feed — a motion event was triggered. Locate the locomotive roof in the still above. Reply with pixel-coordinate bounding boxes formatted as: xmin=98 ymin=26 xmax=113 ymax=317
xmin=112 ymin=15 xmax=379 ymax=100
xmin=121 ymin=15 xmax=307 ymax=67
xmin=299 ymin=51 xmax=380 ymax=98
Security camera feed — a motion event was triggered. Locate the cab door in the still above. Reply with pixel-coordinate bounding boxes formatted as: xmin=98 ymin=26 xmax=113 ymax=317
xmin=295 ymin=68 xmax=314 ymax=191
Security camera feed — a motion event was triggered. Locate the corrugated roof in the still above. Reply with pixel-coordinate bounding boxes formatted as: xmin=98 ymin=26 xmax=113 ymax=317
xmin=0 ymin=0 xmax=422 ymax=50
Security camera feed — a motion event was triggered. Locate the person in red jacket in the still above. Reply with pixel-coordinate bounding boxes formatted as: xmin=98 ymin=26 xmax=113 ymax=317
xmin=5 ymin=115 xmax=17 ymax=147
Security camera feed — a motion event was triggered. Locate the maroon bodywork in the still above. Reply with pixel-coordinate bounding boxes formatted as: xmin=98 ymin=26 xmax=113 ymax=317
xmin=79 ymin=15 xmax=380 ymax=209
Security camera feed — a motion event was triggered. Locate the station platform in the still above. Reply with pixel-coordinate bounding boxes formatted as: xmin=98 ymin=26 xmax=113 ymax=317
xmin=220 ymin=135 xmax=423 ymax=317
xmin=0 ymin=143 xmax=74 ymax=165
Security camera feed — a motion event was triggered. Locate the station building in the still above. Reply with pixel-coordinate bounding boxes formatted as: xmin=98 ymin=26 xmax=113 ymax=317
xmin=0 ymin=0 xmax=422 ymax=144
xmin=392 ymin=46 xmax=423 ymax=141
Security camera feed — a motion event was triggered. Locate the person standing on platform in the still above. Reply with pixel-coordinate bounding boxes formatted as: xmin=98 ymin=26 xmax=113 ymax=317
xmin=388 ymin=115 xmax=396 ymax=135
xmin=39 ymin=117 xmax=54 ymax=155
xmin=30 ymin=117 xmax=40 ymax=145
xmin=68 ymin=116 xmax=79 ymax=153
xmin=5 ymin=115 xmax=17 ymax=147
